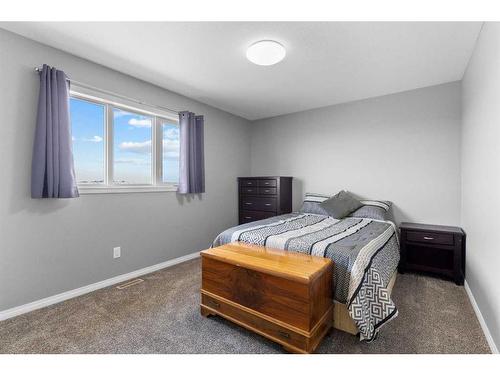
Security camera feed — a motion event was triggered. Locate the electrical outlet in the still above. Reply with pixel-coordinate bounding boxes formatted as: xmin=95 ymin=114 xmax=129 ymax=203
xmin=113 ymin=247 xmax=121 ymax=259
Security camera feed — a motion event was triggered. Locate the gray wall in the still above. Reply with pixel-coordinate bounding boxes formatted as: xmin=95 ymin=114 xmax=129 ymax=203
xmin=0 ymin=29 xmax=251 ymax=311
xmin=461 ymin=22 xmax=500 ymax=351
xmin=250 ymin=82 xmax=462 ymax=225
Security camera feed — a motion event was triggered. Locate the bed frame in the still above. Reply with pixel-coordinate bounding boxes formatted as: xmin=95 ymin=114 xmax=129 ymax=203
xmin=333 ymin=272 xmax=397 ymax=335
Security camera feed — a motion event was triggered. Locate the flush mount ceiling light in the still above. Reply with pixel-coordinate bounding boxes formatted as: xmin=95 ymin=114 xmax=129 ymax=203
xmin=246 ymin=40 xmax=286 ymax=66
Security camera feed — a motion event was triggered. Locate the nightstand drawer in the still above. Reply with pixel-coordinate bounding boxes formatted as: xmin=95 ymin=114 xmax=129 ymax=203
xmin=406 ymin=231 xmax=454 ymax=246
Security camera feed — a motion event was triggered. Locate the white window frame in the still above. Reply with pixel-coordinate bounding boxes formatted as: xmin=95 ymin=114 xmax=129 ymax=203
xmin=70 ymin=85 xmax=179 ymax=194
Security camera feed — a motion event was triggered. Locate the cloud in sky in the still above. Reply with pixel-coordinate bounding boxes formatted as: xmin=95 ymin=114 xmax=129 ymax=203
xmin=163 ymin=139 xmax=179 ymax=159
xmin=128 ymin=118 xmax=152 ymax=128
xmin=83 ymin=135 xmax=103 ymax=143
xmin=113 ymin=109 xmax=129 ymax=118
xmin=118 ymin=139 xmax=179 ymax=159
xmin=119 ymin=140 xmax=152 ymax=154
xmin=164 ymin=127 xmax=179 ymax=140
xmin=115 ymin=159 xmax=150 ymax=165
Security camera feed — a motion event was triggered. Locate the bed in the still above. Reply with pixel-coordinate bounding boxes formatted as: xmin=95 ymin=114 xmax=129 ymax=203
xmin=212 ymin=195 xmax=400 ymax=342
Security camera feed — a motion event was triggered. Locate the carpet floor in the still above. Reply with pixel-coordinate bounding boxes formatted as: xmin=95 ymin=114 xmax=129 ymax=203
xmin=0 ymin=258 xmax=490 ymax=354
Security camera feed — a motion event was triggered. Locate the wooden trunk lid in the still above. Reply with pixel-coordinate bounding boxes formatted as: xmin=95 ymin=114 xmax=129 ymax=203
xmin=201 ymin=242 xmax=332 ymax=284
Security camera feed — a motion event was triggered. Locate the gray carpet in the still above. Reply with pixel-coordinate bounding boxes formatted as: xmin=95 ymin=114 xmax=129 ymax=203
xmin=0 ymin=258 xmax=490 ymax=354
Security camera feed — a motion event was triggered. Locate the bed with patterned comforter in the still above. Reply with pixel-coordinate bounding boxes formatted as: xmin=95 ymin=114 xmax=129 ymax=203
xmin=212 ymin=212 xmax=400 ymax=341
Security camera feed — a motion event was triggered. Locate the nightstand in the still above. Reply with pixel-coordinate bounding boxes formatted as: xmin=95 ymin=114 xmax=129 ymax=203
xmin=399 ymin=222 xmax=466 ymax=285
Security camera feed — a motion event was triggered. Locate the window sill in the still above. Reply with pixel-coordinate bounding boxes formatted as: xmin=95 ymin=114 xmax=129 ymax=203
xmin=78 ymin=185 xmax=178 ymax=195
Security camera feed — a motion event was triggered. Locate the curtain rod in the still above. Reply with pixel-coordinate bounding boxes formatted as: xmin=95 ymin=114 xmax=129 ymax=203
xmin=34 ymin=67 xmax=180 ymax=115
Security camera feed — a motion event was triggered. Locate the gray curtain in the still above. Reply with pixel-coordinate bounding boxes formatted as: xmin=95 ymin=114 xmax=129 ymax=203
xmin=31 ymin=64 xmax=79 ymax=198
xmin=178 ymin=111 xmax=205 ymax=194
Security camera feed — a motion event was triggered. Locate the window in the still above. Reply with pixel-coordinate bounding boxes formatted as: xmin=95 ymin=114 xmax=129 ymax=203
xmin=70 ymin=86 xmax=179 ymax=193
xmin=70 ymin=98 xmax=105 ymax=184
xmin=112 ymin=108 xmax=153 ymax=185
xmin=160 ymin=119 xmax=180 ymax=184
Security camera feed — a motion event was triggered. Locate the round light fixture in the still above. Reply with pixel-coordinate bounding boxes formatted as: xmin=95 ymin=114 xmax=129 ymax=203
xmin=246 ymin=40 xmax=286 ymax=66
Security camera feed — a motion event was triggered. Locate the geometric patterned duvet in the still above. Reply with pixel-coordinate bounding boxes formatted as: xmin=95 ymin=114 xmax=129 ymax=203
xmin=212 ymin=213 xmax=400 ymax=341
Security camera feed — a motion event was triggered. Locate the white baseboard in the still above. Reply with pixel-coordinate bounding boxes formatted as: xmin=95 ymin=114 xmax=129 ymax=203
xmin=0 ymin=251 xmax=200 ymax=322
xmin=464 ymin=280 xmax=499 ymax=354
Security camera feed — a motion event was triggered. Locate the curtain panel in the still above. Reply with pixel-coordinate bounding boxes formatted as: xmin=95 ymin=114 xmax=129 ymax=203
xmin=31 ymin=64 xmax=79 ymax=198
xmin=178 ymin=111 xmax=205 ymax=194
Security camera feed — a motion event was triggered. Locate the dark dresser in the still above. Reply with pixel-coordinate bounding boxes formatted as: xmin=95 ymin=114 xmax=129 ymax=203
xmin=238 ymin=177 xmax=293 ymax=224
xmin=399 ymin=222 xmax=466 ymax=285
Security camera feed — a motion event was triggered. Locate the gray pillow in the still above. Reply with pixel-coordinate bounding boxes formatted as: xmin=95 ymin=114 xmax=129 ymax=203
xmin=319 ymin=190 xmax=363 ymax=219
xmin=299 ymin=192 xmax=331 ymax=215
xmin=348 ymin=200 xmax=394 ymax=222
xmin=349 ymin=205 xmax=389 ymax=221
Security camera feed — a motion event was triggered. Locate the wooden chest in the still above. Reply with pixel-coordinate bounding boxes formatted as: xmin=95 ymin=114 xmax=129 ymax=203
xmin=200 ymin=242 xmax=333 ymax=353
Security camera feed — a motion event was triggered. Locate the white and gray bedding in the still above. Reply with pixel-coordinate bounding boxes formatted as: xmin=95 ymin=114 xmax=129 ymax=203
xmin=212 ymin=206 xmax=400 ymax=341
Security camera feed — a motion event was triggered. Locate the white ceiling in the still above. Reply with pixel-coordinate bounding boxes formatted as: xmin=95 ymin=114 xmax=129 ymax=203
xmin=1 ymin=22 xmax=482 ymax=120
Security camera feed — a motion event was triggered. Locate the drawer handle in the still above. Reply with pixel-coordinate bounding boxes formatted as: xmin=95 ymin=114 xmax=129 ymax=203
xmin=264 ymin=203 xmax=271 ymax=206
xmin=278 ymin=331 xmax=290 ymax=339
xmin=423 ymin=236 xmax=434 ymax=240
xmin=211 ymin=301 xmax=220 ymax=308
xmin=244 ymin=216 xmax=252 ymax=219
xmin=264 ymin=182 xmax=270 ymax=185
xmin=245 ymin=202 xmax=253 ymax=205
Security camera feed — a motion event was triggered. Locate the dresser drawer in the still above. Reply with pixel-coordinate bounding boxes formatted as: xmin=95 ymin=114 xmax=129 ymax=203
xmin=405 ymin=230 xmax=454 ymax=246
xmin=239 ymin=179 xmax=259 ymax=187
xmin=259 ymin=187 xmax=277 ymax=195
xmin=240 ymin=196 xmax=277 ymax=212
xmin=240 ymin=186 xmax=258 ymax=195
xmin=258 ymin=179 xmax=277 ymax=187
xmin=240 ymin=210 xmax=275 ymax=224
